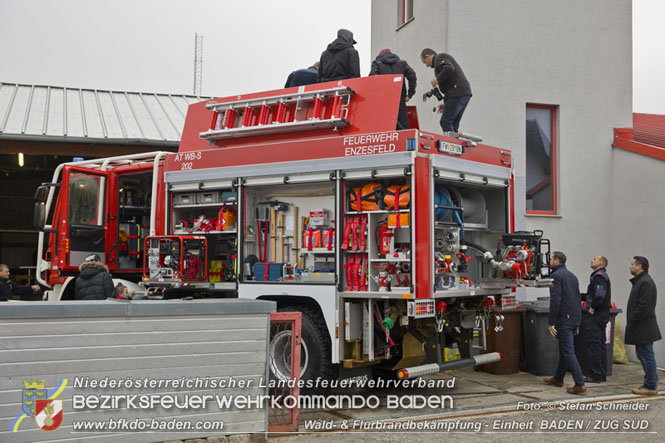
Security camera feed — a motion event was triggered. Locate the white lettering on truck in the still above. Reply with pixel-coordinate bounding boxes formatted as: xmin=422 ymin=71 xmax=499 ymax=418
xmin=343 ymin=132 xmax=399 ymax=157
xmin=174 ymin=151 xmax=202 ymax=170
xmin=174 ymin=152 xmax=202 ymax=162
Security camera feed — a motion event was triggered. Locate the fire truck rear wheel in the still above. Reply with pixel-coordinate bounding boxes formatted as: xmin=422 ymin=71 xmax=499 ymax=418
xmin=275 ymin=306 xmax=335 ymax=393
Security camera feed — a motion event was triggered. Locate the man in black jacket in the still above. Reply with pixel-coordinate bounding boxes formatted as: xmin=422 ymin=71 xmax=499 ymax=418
xmin=75 ymin=254 xmax=115 ymax=300
xmin=543 ymin=251 xmax=586 ymax=394
xmin=582 ymin=255 xmax=612 ymax=383
xmin=369 ymin=49 xmax=417 ymax=130
xmin=626 ymin=256 xmax=661 ymax=395
xmin=420 ymin=48 xmax=472 ymax=133
xmin=318 ymin=29 xmax=360 ymax=83
xmin=0 ymin=263 xmax=41 ymax=301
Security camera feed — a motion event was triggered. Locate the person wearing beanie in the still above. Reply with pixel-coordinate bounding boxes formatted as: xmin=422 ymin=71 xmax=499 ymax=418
xmin=369 ymin=49 xmax=417 ymax=129
xmin=75 ymin=254 xmax=115 ymax=300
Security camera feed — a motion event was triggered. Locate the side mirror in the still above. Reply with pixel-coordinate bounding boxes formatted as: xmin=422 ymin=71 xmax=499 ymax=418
xmin=34 ymin=202 xmax=46 ymax=230
xmin=34 ymin=185 xmax=49 ymax=203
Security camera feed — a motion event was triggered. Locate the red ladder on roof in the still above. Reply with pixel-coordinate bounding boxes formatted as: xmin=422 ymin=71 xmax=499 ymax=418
xmin=199 ymin=86 xmax=355 ymax=141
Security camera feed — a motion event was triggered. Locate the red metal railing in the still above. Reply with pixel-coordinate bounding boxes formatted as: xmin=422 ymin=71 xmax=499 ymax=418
xmin=268 ymin=312 xmax=302 ymax=433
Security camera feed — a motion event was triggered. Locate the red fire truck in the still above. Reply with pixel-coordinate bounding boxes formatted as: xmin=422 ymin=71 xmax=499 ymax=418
xmin=35 ymin=75 xmax=550 ymax=384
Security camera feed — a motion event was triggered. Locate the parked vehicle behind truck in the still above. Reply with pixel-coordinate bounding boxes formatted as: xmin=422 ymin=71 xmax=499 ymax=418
xmin=35 ymin=75 xmax=551 ymax=386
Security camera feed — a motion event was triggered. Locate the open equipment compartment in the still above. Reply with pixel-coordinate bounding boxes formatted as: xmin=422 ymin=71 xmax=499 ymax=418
xmin=240 ymin=174 xmax=337 ymax=284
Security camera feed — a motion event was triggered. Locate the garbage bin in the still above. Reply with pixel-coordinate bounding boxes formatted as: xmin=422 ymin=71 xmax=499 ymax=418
xmin=521 ymin=299 xmax=559 ymax=376
xmin=574 ymin=307 xmax=622 ymax=377
xmin=482 ymin=304 xmax=526 ymax=374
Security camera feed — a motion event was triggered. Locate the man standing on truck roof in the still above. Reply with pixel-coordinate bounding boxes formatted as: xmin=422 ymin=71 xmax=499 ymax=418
xmin=318 ymin=29 xmax=360 ymax=83
xmin=543 ymin=251 xmax=587 ymax=395
xmin=420 ymin=48 xmax=472 ymax=134
xmin=369 ymin=49 xmax=417 ymax=130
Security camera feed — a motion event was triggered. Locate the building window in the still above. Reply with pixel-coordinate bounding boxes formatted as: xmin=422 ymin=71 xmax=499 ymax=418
xmin=525 ymin=104 xmax=557 ymax=214
xmin=399 ymin=0 xmax=414 ymax=26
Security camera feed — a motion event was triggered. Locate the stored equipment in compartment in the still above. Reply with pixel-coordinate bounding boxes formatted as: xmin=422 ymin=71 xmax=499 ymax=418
xmin=144 ymin=235 xmax=207 ymax=284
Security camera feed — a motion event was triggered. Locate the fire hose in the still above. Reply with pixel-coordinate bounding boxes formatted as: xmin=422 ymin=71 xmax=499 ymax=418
xmin=462 ymin=240 xmax=517 ymax=272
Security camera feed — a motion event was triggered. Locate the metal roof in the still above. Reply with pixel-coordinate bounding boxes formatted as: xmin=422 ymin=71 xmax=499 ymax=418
xmin=0 ymin=82 xmax=210 ymax=147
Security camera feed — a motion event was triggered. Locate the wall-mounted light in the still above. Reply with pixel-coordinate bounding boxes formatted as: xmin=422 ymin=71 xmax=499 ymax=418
xmin=18 ymin=153 xmax=24 ymax=167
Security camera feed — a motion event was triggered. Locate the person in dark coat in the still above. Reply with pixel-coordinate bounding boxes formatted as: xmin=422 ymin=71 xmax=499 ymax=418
xmin=543 ymin=251 xmax=586 ymax=394
xmin=318 ymin=29 xmax=360 ymax=83
xmin=75 ymin=254 xmax=115 ymax=300
xmin=285 ymin=62 xmax=319 ymax=88
xmin=369 ymin=49 xmax=417 ymax=130
xmin=582 ymin=255 xmax=612 ymax=383
xmin=420 ymin=48 xmax=472 ymax=133
xmin=625 ymin=256 xmax=661 ymax=395
xmin=0 ymin=263 xmax=41 ymax=301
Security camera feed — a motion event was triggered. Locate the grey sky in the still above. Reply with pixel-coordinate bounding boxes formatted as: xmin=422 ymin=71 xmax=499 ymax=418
xmin=0 ymin=0 xmax=662 ymax=114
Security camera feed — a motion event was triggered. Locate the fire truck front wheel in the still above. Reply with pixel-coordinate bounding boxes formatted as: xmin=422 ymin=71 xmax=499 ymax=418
xmin=275 ymin=306 xmax=334 ymax=393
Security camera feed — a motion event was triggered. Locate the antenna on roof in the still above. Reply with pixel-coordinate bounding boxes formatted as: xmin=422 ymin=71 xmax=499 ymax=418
xmin=193 ymin=33 xmax=203 ymax=95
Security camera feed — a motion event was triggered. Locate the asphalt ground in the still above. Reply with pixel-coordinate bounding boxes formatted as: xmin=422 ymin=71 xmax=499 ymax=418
xmin=270 ymin=362 xmax=665 ymax=442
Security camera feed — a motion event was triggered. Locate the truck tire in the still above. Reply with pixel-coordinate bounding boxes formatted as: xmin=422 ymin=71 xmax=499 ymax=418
xmin=271 ymin=306 xmax=335 ymax=393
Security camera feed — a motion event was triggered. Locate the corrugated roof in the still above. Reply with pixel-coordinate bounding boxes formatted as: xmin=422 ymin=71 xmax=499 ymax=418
xmin=0 ymin=82 xmax=210 ymax=146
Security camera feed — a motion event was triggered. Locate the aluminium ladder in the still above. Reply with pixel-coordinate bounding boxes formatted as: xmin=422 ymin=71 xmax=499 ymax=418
xmin=199 ymin=86 xmax=355 ymax=141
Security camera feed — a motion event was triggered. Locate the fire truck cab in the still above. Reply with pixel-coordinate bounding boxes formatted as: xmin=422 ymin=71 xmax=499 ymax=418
xmin=34 ymin=152 xmax=168 ymax=300
xmin=142 ymin=75 xmax=551 ymax=384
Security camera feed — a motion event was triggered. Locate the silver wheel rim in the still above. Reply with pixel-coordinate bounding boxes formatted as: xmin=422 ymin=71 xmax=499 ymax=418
xmin=269 ymin=330 xmax=309 ymax=381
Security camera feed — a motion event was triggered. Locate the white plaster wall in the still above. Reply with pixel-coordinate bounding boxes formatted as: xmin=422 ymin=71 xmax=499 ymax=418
xmin=370 ymin=0 xmax=449 ymax=87
xmin=372 ymin=1 xmax=658 ymax=363
xmin=610 ymin=148 xmax=665 ymax=367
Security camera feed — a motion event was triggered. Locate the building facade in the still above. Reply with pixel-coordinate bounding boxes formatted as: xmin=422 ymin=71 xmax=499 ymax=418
xmin=373 ymin=0 xmax=665 ymax=366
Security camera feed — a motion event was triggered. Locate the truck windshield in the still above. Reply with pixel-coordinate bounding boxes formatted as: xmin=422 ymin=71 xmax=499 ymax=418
xmin=68 ymin=172 xmax=103 ymax=225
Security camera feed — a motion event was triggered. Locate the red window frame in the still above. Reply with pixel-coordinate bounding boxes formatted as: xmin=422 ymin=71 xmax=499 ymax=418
xmin=399 ymin=0 xmax=414 ymax=26
xmin=526 ymin=104 xmax=558 ymax=215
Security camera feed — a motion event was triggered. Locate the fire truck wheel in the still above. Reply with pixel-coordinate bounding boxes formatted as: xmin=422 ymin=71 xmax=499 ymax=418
xmin=275 ymin=306 xmax=334 ymax=393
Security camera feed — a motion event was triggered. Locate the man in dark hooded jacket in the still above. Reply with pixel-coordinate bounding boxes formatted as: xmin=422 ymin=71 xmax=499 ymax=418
xmin=318 ymin=29 xmax=360 ymax=83
xmin=369 ymin=49 xmax=417 ymax=130
xmin=75 ymin=254 xmax=115 ymax=300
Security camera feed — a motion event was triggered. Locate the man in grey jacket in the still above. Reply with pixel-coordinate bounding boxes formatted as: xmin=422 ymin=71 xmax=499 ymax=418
xmin=626 ymin=256 xmax=661 ymax=395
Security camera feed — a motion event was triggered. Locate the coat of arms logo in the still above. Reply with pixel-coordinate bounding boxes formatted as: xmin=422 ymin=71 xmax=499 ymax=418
xmin=22 ymin=379 xmax=47 ymax=416
xmin=34 ymin=399 xmax=64 ymax=431
xmin=13 ymin=378 xmax=67 ymax=433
